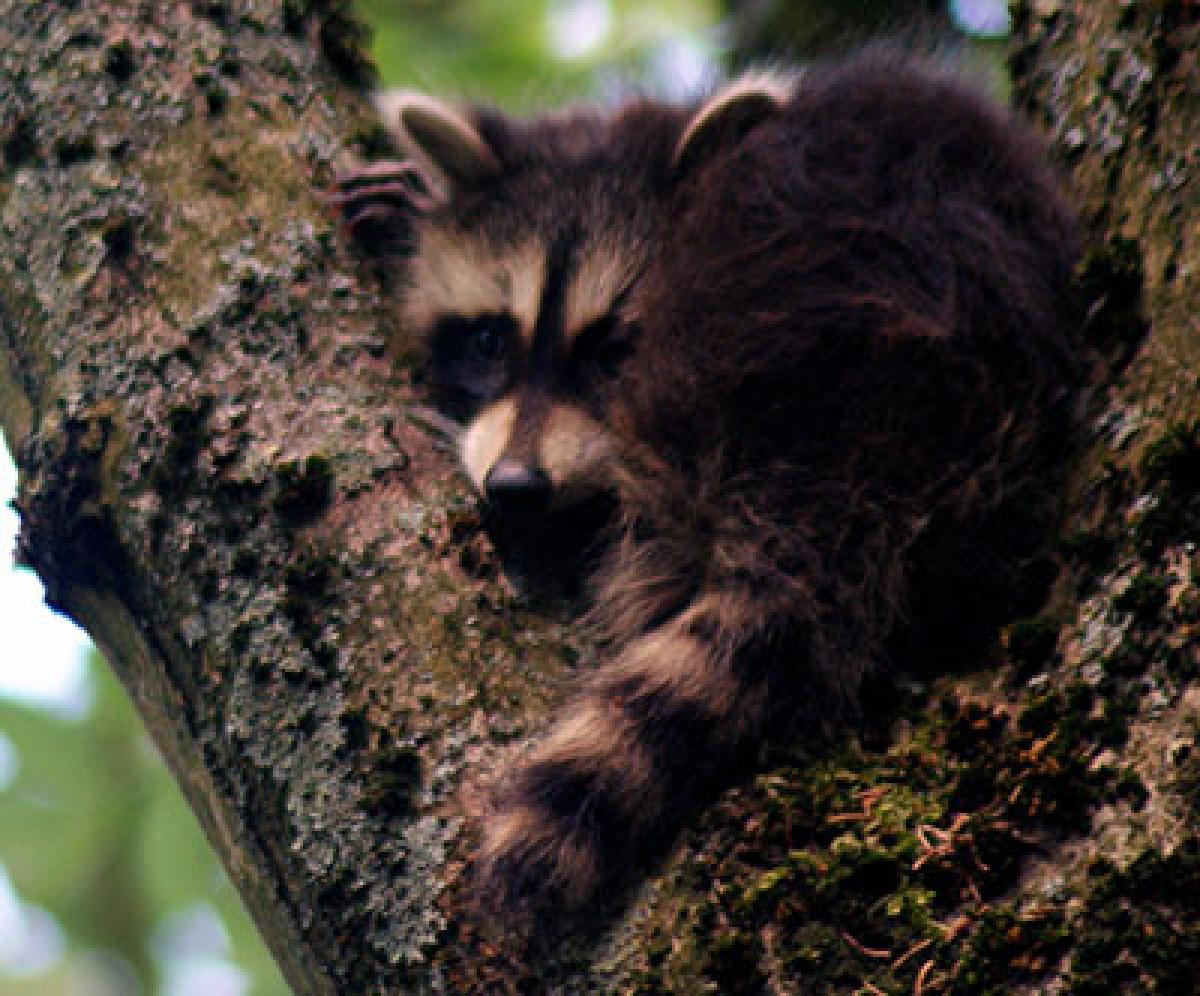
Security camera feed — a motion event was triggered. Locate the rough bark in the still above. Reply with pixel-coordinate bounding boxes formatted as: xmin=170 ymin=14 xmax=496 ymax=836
xmin=1 ymin=0 xmax=1197 ymax=993
xmin=0 ymin=3 xmax=580 ymax=992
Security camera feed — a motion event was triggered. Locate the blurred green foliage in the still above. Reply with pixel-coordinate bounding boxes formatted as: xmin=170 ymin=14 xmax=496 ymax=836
xmin=0 ymin=652 xmax=287 ymax=995
xmin=359 ymin=0 xmax=720 ymax=106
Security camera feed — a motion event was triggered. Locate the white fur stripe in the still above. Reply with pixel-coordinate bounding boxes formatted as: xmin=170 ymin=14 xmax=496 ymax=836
xmin=562 ymin=238 xmax=638 ymax=341
xmin=537 ymin=404 xmax=615 ymax=500
xmin=402 ymin=233 xmax=544 ymax=340
xmin=527 ymin=699 xmax=659 ymax=807
xmin=460 ymin=398 xmax=516 ymax=491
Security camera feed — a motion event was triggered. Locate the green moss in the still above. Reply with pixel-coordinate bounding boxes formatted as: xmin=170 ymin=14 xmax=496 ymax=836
xmin=1018 ymin=676 xmax=1134 ymax=772
xmin=944 ymin=685 xmax=1103 ymax=830
xmin=638 ymin=688 xmax=1111 ymax=993
xmin=736 ymin=864 xmax=796 ymax=918
xmin=949 ymin=908 xmax=1070 ymax=995
xmin=1071 ymin=845 xmax=1200 ymax=994
xmin=699 ymin=932 xmax=768 ymax=995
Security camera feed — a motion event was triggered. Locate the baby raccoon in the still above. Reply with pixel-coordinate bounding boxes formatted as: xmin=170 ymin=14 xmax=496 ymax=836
xmin=334 ymin=46 xmax=1081 ymax=912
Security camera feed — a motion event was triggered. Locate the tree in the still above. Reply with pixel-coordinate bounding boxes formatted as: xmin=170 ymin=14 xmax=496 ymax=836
xmin=1 ymin=0 xmax=1197 ymax=992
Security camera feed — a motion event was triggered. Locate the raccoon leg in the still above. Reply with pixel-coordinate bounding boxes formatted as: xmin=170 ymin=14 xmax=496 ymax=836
xmin=476 ymin=586 xmax=796 ymax=909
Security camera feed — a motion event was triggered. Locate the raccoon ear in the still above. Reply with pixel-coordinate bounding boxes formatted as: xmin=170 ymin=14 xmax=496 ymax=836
xmin=673 ymin=73 xmax=796 ymax=176
xmin=376 ymin=91 xmax=501 ymax=191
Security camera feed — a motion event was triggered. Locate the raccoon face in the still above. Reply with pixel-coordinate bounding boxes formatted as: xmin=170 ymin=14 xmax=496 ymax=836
xmin=414 ymin=229 xmax=640 ymax=517
xmin=370 ymin=79 xmax=795 ymax=519
xmin=381 ymin=98 xmax=658 ymax=519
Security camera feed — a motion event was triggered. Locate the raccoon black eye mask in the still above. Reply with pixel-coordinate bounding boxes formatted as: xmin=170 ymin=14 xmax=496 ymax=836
xmin=334 ymin=45 xmax=1081 ymax=913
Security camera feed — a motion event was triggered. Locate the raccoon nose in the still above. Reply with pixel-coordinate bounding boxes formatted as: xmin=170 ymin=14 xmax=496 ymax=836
xmin=484 ymin=459 xmax=552 ymax=512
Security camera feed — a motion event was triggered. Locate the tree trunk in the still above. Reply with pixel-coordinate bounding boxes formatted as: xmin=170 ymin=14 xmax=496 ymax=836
xmin=1 ymin=0 xmax=1196 ymax=993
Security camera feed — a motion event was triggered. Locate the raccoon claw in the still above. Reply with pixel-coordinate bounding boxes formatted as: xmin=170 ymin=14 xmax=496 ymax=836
xmin=329 ymin=161 xmax=437 ymax=210
xmin=326 ymin=160 xmax=437 ymax=253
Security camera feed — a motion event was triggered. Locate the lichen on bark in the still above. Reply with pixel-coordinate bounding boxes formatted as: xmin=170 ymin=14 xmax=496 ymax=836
xmin=0 ymin=2 xmax=582 ymax=992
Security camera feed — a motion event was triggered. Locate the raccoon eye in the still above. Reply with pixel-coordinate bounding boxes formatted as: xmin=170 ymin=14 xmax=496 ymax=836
xmin=469 ymin=324 xmax=508 ymax=364
xmin=429 ymin=311 xmax=517 ymax=415
xmin=570 ymin=313 xmax=636 ymax=381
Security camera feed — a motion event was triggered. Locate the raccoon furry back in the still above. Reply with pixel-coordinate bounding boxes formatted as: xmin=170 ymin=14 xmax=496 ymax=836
xmin=337 ymin=46 xmax=1081 ymax=914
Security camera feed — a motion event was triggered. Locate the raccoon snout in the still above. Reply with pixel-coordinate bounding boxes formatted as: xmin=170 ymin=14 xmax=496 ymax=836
xmin=484 ymin=458 xmax=553 ymax=513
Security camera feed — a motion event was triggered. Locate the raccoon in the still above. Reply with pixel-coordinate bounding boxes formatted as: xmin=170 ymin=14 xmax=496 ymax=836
xmin=333 ymin=46 xmax=1081 ymax=912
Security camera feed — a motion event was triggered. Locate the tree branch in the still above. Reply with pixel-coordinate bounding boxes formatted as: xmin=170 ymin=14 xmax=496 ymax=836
xmin=2 ymin=0 xmax=1197 ymax=992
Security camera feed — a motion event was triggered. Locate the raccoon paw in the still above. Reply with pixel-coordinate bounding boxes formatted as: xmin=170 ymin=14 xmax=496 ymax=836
xmin=325 ymin=160 xmax=436 ymax=255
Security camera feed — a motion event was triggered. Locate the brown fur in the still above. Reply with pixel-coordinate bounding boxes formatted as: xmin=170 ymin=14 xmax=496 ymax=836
xmin=335 ymin=45 xmax=1082 ymax=914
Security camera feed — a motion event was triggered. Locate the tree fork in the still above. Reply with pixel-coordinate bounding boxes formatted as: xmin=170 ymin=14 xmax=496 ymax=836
xmin=1 ymin=0 xmax=1198 ymax=993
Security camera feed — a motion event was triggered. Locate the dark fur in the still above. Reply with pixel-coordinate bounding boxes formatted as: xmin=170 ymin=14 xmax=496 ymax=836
xmin=338 ymin=47 xmax=1081 ymax=914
